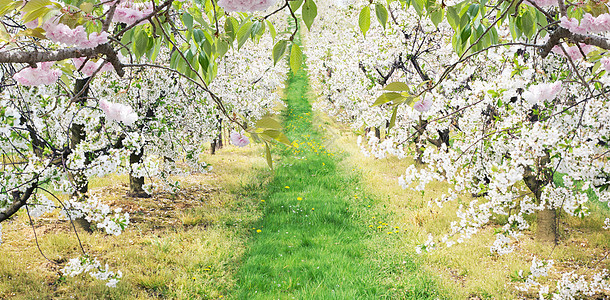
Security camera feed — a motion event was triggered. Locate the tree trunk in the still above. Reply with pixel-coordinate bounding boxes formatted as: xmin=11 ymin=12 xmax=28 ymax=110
xmin=523 ymin=153 xmax=556 ymax=244
xmin=210 ymin=140 xmax=217 ymax=155
xmin=128 ymin=148 xmax=150 ymax=198
xmin=375 ymin=127 xmax=381 ymax=139
xmin=69 ymin=78 xmax=92 ymax=232
xmin=537 ymin=208 xmax=557 ymax=244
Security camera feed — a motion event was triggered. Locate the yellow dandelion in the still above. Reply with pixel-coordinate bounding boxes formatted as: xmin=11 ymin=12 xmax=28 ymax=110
xmin=256 ymin=229 xmax=262 ymax=233
xmin=369 ymin=225 xmax=373 ymax=228
xmin=395 ymin=230 xmax=399 ymax=233
xmin=387 ymin=232 xmax=393 ymax=234
xmin=297 ymin=197 xmax=302 ymax=201
xmin=312 ymin=208 xmax=315 ymax=211
xmin=377 ymin=226 xmax=383 ymax=229
xmin=285 ymin=186 xmax=290 ymax=189
xmin=261 ymin=200 xmax=265 ymax=202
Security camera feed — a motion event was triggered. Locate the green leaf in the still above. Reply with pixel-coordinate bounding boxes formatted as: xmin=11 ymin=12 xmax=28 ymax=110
xmin=250 ymin=20 xmax=264 ymax=39
xmin=182 ymin=13 xmax=193 ymax=33
xmin=520 ymin=10 xmax=535 ymax=38
xmin=302 ymin=0 xmax=317 ymax=30
xmin=22 ymin=0 xmax=51 ymax=13
xmin=389 ymin=106 xmax=398 ymax=129
xmin=412 ymin=0 xmax=424 ymax=16
xmin=22 ymin=6 xmax=49 ymax=23
xmin=265 ymin=142 xmax=273 ymax=169
xmin=263 ymin=129 xmax=291 ymax=146
xmin=198 ymin=53 xmax=209 ymax=73
xmin=430 ymin=8 xmax=444 ymax=28
xmin=216 ymin=39 xmax=229 ymax=57
xmin=193 ymin=29 xmax=205 ymax=44
xmin=266 ymin=20 xmax=276 ymax=41
xmin=359 ymin=6 xmax=371 ymax=37
xmin=134 ymin=29 xmax=149 ymax=59
xmin=79 ymin=2 xmax=93 ymax=13
xmin=372 ymin=92 xmax=404 ymax=106
xmin=375 ymin=3 xmax=388 ymax=29
xmin=224 ymin=17 xmax=238 ymax=43
xmin=446 ymin=6 xmax=459 ymax=30
xmin=290 ymin=43 xmax=303 ymax=74
xmin=237 ymin=20 xmax=253 ymax=49
xmin=584 ymin=0 xmax=609 ymax=16
xmin=148 ymin=40 xmax=162 ymax=62
xmin=384 ymin=82 xmax=410 ymax=91
xmin=273 ymin=40 xmax=288 ymax=65
xmin=290 ymin=0 xmax=304 ymax=11
xmin=256 ymin=116 xmax=283 ymax=129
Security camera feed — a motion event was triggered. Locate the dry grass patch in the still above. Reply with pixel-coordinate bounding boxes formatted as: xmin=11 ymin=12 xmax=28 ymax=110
xmin=0 ymin=144 xmax=268 ymax=299
xmin=313 ymin=109 xmax=610 ymax=299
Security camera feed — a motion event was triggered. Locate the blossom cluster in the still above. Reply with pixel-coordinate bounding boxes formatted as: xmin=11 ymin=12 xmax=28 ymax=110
xmin=43 ymin=22 xmax=109 ymax=49
xmin=73 ymin=57 xmax=115 ymax=77
xmin=63 ymin=196 xmax=130 ymax=236
xmin=99 ymin=99 xmax=138 ymax=125
xmin=560 ymin=14 xmax=610 ymax=35
xmin=551 ymin=43 xmax=594 ymax=60
xmin=61 ymin=255 xmax=123 ymax=287
xmin=217 ymin=0 xmax=277 ymax=12
xmin=112 ymin=1 xmax=154 ymax=25
xmin=230 ymin=131 xmax=250 ymax=147
xmin=521 ymin=81 xmax=562 ymax=106
xmin=525 ymin=0 xmax=556 ymax=7
xmin=13 ymin=62 xmax=61 ymax=86
xmin=516 ymin=258 xmax=610 ymax=298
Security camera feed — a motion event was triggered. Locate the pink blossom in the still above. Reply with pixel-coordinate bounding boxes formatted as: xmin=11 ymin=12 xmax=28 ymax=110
xmin=551 ymin=43 xmax=594 ymax=60
xmin=560 ymin=13 xmax=610 ymax=34
xmin=413 ymin=97 xmax=433 ymax=112
xmin=230 ymin=131 xmax=250 ymax=147
xmin=43 ymin=23 xmax=108 ymax=49
xmin=218 ymin=0 xmax=277 ymax=12
xmin=522 ymin=81 xmax=562 ymax=106
xmin=13 ymin=62 xmax=61 ymax=86
xmin=73 ymin=58 xmax=114 ymax=77
xmin=524 ymin=0 xmax=556 ymax=7
xmin=601 ymin=57 xmax=610 ymax=72
xmin=76 ymin=32 xmax=109 ymax=49
xmin=43 ymin=22 xmax=75 ymax=44
xmin=99 ymin=99 xmax=138 ymax=125
xmin=113 ymin=2 xmax=153 ymax=25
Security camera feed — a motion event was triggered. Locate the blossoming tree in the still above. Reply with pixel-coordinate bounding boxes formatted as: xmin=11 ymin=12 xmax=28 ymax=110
xmin=0 ymin=0 xmax=301 ymax=286
xmin=306 ymin=0 xmax=610 ymax=296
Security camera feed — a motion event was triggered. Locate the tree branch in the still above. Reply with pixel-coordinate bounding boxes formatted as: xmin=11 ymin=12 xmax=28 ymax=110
xmin=541 ymin=27 xmax=610 ymax=58
xmin=0 ymin=43 xmax=125 ymax=76
xmin=0 ymin=185 xmax=36 ymax=222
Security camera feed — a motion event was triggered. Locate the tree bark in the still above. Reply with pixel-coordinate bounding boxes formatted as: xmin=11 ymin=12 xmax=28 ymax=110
xmin=537 ymin=208 xmax=557 ymax=244
xmin=128 ymin=148 xmax=150 ymax=198
xmin=127 ymin=149 xmax=150 ymax=198
xmin=523 ymin=153 xmax=556 ymax=244
xmin=69 ymin=78 xmax=92 ymax=232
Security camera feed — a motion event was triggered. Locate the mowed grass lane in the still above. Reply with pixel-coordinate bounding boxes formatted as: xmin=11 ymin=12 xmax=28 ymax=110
xmin=233 ymin=65 xmax=443 ymax=299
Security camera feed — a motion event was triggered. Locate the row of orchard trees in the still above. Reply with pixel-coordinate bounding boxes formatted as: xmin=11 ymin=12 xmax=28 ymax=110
xmin=305 ymin=0 xmax=610 ymax=296
xmin=0 ymin=0 xmax=300 ymax=286
xmin=3 ymin=0 xmax=610 ymax=292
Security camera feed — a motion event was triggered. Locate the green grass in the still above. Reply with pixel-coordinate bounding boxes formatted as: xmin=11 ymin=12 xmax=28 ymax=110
xmin=233 ymin=64 xmax=443 ymax=299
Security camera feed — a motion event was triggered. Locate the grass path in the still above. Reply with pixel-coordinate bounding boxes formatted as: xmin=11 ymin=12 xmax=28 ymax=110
xmin=233 ymin=64 xmax=443 ymax=299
